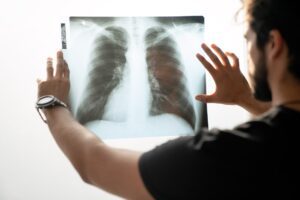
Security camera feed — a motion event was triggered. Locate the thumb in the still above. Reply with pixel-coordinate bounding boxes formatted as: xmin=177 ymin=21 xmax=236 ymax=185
xmin=195 ymin=94 xmax=216 ymax=103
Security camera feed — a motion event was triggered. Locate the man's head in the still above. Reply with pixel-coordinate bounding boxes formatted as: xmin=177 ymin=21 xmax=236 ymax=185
xmin=243 ymin=0 xmax=300 ymax=101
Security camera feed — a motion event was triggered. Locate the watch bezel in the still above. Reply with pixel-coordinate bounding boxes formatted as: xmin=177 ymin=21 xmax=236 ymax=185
xmin=36 ymin=95 xmax=56 ymax=108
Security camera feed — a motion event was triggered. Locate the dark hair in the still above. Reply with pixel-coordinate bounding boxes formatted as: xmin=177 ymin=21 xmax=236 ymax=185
xmin=245 ymin=0 xmax=300 ymax=79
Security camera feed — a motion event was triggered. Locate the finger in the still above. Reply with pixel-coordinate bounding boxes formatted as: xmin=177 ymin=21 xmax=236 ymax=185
xmin=55 ymin=50 xmax=64 ymax=78
xmin=226 ymin=52 xmax=240 ymax=70
xmin=63 ymin=60 xmax=70 ymax=79
xmin=201 ymin=43 xmax=223 ymax=69
xmin=195 ymin=94 xmax=216 ymax=103
xmin=211 ymin=44 xmax=231 ymax=67
xmin=47 ymin=57 xmax=54 ymax=79
xmin=196 ymin=53 xmax=217 ymax=77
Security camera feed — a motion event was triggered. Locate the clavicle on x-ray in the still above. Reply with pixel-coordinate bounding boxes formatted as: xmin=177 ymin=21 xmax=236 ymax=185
xmin=62 ymin=16 xmax=206 ymax=139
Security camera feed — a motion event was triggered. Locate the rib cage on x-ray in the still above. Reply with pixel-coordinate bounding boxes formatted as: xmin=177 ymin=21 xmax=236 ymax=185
xmin=76 ymin=26 xmax=128 ymax=125
xmin=145 ymin=27 xmax=195 ymax=128
xmin=75 ymin=23 xmax=196 ymax=129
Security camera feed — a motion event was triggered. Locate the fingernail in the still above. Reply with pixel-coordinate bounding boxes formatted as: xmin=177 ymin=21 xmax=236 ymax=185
xmin=198 ymin=55 xmax=205 ymax=61
xmin=196 ymin=53 xmax=203 ymax=58
xmin=57 ymin=51 xmax=63 ymax=57
xmin=211 ymin=44 xmax=218 ymax=49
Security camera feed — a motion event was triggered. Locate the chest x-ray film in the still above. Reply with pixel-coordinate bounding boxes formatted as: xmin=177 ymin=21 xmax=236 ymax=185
xmin=62 ymin=16 xmax=207 ymax=139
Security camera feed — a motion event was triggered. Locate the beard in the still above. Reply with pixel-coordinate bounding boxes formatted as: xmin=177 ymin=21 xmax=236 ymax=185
xmin=250 ymin=52 xmax=272 ymax=101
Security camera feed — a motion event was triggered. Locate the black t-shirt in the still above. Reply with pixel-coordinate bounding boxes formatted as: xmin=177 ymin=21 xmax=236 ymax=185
xmin=139 ymin=106 xmax=300 ymax=200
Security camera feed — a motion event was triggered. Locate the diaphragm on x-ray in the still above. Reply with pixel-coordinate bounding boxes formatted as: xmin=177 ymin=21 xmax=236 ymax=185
xmin=62 ymin=16 xmax=206 ymax=139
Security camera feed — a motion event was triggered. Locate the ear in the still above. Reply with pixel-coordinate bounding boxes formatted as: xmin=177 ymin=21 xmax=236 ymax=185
xmin=266 ymin=30 xmax=284 ymax=59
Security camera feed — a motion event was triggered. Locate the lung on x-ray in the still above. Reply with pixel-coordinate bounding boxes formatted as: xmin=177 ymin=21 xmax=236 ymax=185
xmin=62 ymin=16 xmax=207 ymax=139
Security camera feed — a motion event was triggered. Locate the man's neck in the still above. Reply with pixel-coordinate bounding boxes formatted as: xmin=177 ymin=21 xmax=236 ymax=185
xmin=271 ymin=75 xmax=300 ymax=111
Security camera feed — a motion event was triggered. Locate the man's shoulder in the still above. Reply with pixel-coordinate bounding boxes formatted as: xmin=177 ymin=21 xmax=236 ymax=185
xmin=233 ymin=105 xmax=300 ymax=139
xmin=193 ymin=106 xmax=298 ymax=150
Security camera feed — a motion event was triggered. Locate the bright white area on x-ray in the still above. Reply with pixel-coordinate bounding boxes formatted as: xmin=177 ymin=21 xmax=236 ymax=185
xmin=0 ymin=0 xmax=248 ymax=200
xmin=67 ymin=17 xmax=205 ymax=139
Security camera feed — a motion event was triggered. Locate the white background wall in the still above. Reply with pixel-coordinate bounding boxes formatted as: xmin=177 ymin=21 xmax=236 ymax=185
xmin=0 ymin=0 xmax=249 ymax=199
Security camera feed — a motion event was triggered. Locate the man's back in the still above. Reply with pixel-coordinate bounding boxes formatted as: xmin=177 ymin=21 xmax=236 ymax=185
xmin=139 ymin=106 xmax=300 ymax=199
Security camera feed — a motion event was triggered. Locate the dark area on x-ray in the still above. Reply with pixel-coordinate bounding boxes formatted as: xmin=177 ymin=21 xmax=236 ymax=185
xmin=145 ymin=27 xmax=195 ymax=128
xmin=76 ymin=26 xmax=128 ymax=125
xmin=68 ymin=16 xmax=205 ymax=132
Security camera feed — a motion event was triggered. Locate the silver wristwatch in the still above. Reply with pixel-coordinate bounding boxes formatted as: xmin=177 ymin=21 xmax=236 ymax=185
xmin=36 ymin=95 xmax=68 ymax=123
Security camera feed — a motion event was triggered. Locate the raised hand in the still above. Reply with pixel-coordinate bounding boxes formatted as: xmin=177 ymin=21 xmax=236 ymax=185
xmin=195 ymin=43 xmax=270 ymax=115
xmin=37 ymin=51 xmax=70 ymax=105
xmin=196 ymin=43 xmax=252 ymax=105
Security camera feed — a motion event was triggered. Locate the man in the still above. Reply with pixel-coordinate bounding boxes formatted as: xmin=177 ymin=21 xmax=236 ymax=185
xmin=36 ymin=0 xmax=300 ymax=199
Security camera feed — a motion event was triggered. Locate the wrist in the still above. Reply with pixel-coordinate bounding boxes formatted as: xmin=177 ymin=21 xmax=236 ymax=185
xmin=237 ymin=94 xmax=271 ymax=115
xmin=43 ymin=106 xmax=71 ymax=122
xmin=42 ymin=107 xmax=75 ymax=133
xmin=36 ymin=95 xmax=69 ymax=123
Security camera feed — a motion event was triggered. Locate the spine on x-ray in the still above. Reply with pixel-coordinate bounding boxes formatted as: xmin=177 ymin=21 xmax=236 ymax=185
xmin=76 ymin=26 xmax=128 ymax=125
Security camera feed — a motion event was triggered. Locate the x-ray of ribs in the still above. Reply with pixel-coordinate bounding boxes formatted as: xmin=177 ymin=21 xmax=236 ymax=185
xmin=145 ymin=27 xmax=196 ymax=128
xmin=76 ymin=26 xmax=128 ymax=125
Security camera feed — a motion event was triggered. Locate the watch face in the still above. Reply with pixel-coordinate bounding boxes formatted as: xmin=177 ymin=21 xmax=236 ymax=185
xmin=37 ymin=95 xmax=54 ymax=106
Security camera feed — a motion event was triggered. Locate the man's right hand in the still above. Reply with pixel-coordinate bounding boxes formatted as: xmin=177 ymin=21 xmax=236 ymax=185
xmin=195 ymin=43 xmax=271 ymax=115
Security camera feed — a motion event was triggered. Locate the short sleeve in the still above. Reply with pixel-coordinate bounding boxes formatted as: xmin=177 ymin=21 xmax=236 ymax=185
xmin=139 ymin=128 xmax=265 ymax=200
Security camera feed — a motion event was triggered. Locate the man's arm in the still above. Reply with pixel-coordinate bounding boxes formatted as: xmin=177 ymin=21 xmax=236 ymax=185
xmin=37 ymin=52 xmax=153 ymax=200
xmin=195 ymin=43 xmax=271 ymax=116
